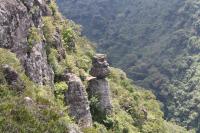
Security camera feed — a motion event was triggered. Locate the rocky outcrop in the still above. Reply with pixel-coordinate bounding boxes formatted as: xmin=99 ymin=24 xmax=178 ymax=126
xmin=89 ymin=54 xmax=110 ymax=79
xmin=0 ymin=0 xmax=54 ymax=85
xmin=2 ymin=64 xmax=25 ymax=92
xmin=63 ymin=72 xmax=92 ymax=128
xmin=25 ymin=42 xmax=54 ymax=85
xmin=88 ymin=54 xmax=112 ymax=114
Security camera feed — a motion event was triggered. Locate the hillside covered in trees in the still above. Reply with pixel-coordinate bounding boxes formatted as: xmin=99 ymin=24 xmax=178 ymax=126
xmin=57 ymin=0 xmax=200 ymax=132
xmin=0 ymin=0 xmax=190 ymax=133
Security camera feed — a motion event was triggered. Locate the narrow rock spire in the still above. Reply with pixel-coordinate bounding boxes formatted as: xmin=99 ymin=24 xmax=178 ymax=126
xmin=63 ymin=72 xmax=92 ymax=128
xmin=88 ymin=54 xmax=112 ymax=115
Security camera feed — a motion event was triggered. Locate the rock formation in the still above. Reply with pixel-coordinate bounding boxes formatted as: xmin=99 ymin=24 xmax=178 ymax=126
xmin=0 ymin=0 xmax=54 ymax=85
xmin=2 ymin=64 xmax=25 ymax=92
xmin=88 ymin=54 xmax=112 ymax=114
xmin=89 ymin=54 xmax=110 ymax=79
xmin=63 ymin=72 xmax=92 ymax=128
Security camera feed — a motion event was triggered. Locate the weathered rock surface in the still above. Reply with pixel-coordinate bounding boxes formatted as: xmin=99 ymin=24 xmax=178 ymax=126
xmin=25 ymin=42 xmax=54 ymax=85
xmin=64 ymin=72 xmax=92 ymax=128
xmin=88 ymin=78 xmax=112 ymax=114
xmin=90 ymin=54 xmax=110 ymax=79
xmin=53 ymin=28 xmax=66 ymax=61
xmin=88 ymin=54 xmax=112 ymax=114
xmin=2 ymin=64 xmax=25 ymax=92
xmin=0 ymin=0 xmax=54 ymax=85
xmin=68 ymin=124 xmax=83 ymax=133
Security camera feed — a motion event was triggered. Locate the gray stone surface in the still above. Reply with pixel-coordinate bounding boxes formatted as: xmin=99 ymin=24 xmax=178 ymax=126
xmin=0 ymin=0 xmax=54 ymax=85
xmin=64 ymin=73 xmax=92 ymax=128
xmin=88 ymin=54 xmax=112 ymax=114
xmin=88 ymin=78 xmax=112 ymax=114
xmin=90 ymin=54 xmax=110 ymax=79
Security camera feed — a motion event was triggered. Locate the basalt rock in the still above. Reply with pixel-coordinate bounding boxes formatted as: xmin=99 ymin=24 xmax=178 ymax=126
xmin=0 ymin=0 xmax=54 ymax=85
xmin=89 ymin=54 xmax=110 ymax=79
xmin=2 ymin=64 xmax=25 ymax=92
xmin=64 ymin=72 xmax=92 ymax=128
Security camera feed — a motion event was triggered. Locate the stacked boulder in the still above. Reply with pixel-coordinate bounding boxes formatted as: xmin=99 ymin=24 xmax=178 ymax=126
xmin=88 ymin=54 xmax=112 ymax=114
xmin=63 ymin=72 xmax=92 ymax=128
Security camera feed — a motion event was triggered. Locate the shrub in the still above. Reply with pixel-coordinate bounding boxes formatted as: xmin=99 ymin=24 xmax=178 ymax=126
xmin=54 ymin=82 xmax=68 ymax=102
xmin=62 ymin=28 xmax=75 ymax=51
xmin=27 ymin=27 xmax=41 ymax=50
xmin=42 ymin=17 xmax=55 ymax=44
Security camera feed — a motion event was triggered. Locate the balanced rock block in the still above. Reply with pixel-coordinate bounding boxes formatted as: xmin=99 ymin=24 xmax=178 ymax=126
xmin=90 ymin=54 xmax=110 ymax=79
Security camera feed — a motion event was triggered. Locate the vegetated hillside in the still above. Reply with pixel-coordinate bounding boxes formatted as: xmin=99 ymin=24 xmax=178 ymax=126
xmin=57 ymin=0 xmax=200 ymax=131
xmin=0 ymin=0 xmax=189 ymax=133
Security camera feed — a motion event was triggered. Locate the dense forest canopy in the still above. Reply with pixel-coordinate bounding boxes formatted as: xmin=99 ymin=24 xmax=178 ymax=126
xmin=57 ymin=0 xmax=200 ymax=131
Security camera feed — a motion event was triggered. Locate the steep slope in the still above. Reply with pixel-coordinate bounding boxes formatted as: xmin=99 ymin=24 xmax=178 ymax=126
xmin=57 ymin=0 xmax=200 ymax=131
xmin=0 ymin=0 xmax=189 ymax=133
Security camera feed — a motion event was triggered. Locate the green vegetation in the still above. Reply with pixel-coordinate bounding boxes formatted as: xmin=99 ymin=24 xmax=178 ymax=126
xmin=62 ymin=28 xmax=75 ymax=51
xmin=0 ymin=48 xmax=73 ymax=133
xmin=57 ymin=0 xmax=200 ymax=131
xmin=42 ymin=16 xmax=55 ymax=45
xmin=106 ymin=68 xmax=189 ymax=133
xmin=0 ymin=0 xmax=193 ymax=132
xmin=27 ymin=27 xmax=41 ymax=50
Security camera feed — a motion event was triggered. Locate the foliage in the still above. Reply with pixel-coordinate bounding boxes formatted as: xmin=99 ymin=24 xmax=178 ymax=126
xmin=89 ymin=67 xmax=188 ymax=133
xmin=62 ymin=28 xmax=75 ymax=51
xmin=57 ymin=0 xmax=200 ymax=131
xmin=0 ymin=1 xmax=192 ymax=133
xmin=42 ymin=16 xmax=55 ymax=45
xmin=27 ymin=27 xmax=41 ymax=50
xmin=0 ymin=48 xmax=73 ymax=133
xmin=54 ymin=82 xmax=68 ymax=102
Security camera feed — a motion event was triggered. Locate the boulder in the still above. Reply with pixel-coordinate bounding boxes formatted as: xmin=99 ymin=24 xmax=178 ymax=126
xmin=89 ymin=54 xmax=110 ymax=79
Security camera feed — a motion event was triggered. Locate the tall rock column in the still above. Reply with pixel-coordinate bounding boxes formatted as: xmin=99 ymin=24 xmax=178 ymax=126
xmin=63 ymin=72 xmax=92 ymax=128
xmin=88 ymin=54 xmax=112 ymax=115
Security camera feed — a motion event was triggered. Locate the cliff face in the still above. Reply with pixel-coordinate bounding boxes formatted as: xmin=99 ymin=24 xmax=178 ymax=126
xmin=0 ymin=0 xmax=54 ymax=85
xmin=0 ymin=0 xmax=190 ymax=133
